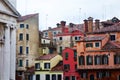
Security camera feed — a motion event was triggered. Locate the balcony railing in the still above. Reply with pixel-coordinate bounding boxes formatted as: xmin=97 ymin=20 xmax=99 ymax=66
xmin=78 ymin=65 xmax=120 ymax=70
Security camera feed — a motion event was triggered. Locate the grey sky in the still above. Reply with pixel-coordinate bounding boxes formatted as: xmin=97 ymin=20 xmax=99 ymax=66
xmin=16 ymin=0 xmax=120 ymax=30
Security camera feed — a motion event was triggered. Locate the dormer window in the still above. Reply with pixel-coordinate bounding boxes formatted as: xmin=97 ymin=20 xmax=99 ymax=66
xmin=44 ymin=63 xmax=50 ymax=69
xmin=86 ymin=43 xmax=93 ymax=48
xmin=110 ymin=34 xmax=116 ymax=41
xmin=95 ymin=42 xmax=100 ymax=47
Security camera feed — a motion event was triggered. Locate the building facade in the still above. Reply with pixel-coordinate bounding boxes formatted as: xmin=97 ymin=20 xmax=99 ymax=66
xmin=16 ymin=13 xmax=40 ymax=79
xmin=35 ymin=54 xmax=63 ymax=80
xmin=0 ymin=0 xmax=20 ymax=80
xmin=62 ymin=47 xmax=80 ymax=80
xmin=76 ymin=18 xmax=120 ymax=80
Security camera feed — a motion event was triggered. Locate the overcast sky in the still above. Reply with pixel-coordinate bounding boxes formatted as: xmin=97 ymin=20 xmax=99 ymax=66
xmin=16 ymin=0 xmax=120 ymax=30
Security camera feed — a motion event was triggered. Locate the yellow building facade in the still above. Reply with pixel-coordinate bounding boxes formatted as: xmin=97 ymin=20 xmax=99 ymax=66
xmin=35 ymin=54 xmax=63 ymax=80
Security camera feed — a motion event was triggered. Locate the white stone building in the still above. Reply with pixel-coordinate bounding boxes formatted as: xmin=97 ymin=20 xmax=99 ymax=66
xmin=0 ymin=0 xmax=20 ymax=80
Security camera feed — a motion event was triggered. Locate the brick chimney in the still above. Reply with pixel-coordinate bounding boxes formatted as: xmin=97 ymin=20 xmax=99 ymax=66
xmin=95 ymin=19 xmax=100 ymax=30
xmin=60 ymin=21 xmax=66 ymax=26
xmin=88 ymin=17 xmax=93 ymax=32
xmin=84 ymin=19 xmax=88 ymax=32
xmin=56 ymin=23 xmax=60 ymax=27
xmin=60 ymin=21 xmax=67 ymax=33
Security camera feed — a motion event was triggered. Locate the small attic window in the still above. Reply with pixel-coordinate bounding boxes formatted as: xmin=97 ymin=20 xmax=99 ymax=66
xmin=110 ymin=34 xmax=116 ymax=41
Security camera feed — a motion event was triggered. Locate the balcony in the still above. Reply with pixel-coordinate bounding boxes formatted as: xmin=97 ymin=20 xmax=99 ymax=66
xmin=78 ymin=65 xmax=120 ymax=70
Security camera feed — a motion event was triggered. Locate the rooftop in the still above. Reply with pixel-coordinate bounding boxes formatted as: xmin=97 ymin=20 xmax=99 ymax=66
xmin=36 ymin=54 xmax=58 ymax=60
xmin=17 ymin=13 xmax=38 ymax=22
xmin=51 ymin=61 xmax=63 ymax=71
xmin=81 ymin=35 xmax=105 ymax=42
xmin=93 ymin=22 xmax=120 ymax=33
xmin=102 ymin=41 xmax=120 ymax=50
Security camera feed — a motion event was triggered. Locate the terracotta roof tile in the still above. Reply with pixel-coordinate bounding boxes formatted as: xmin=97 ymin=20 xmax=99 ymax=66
xmin=102 ymin=41 xmax=120 ymax=50
xmin=82 ymin=36 xmax=105 ymax=42
xmin=93 ymin=22 xmax=120 ymax=33
xmin=51 ymin=61 xmax=63 ymax=71
xmin=36 ymin=54 xmax=58 ymax=60
xmin=17 ymin=13 xmax=38 ymax=22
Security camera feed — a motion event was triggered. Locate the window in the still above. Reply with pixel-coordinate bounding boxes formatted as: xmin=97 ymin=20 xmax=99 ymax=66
xmin=58 ymin=75 xmax=62 ymax=80
xmin=36 ymin=75 xmax=40 ymax=80
xmin=20 ymin=24 xmax=24 ymax=28
xmin=19 ymin=46 xmax=23 ymax=54
xmin=71 ymin=76 xmax=76 ymax=80
xmin=64 ymin=64 xmax=70 ymax=71
xmin=78 ymin=56 xmax=85 ymax=65
xmin=52 ymin=74 xmax=56 ymax=80
xmin=19 ymin=59 xmax=23 ymax=67
xmin=59 ymin=46 xmax=62 ymax=55
xmin=26 ymin=47 xmax=29 ymax=54
xmin=86 ymin=55 xmax=93 ymax=65
xmin=19 ymin=33 xmax=23 ymax=40
xmin=65 ymin=52 xmax=68 ymax=60
xmin=28 ymin=75 xmax=33 ymax=80
xmin=102 ymin=55 xmax=108 ymax=65
xmin=53 ymin=32 xmax=56 ymax=35
xmin=45 ymin=32 xmax=48 ymax=37
xmin=81 ymin=72 xmax=87 ymax=78
xmin=75 ymin=64 xmax=77 ymax=71
xmin=114 ymin=55 xmax=120 ymax=64
xmin=95 ymin=42 xmax=100 ymax=47
xmin=96 ymin=72 xmax=102 ymax=79
xmin=86 ymin=43 xmax=93 ymax=47
xmin=18 ymin=71 xmax=22 ymax=76
xmin=65 ymin=76 xmax=69 ymax=80
xmin=46 ymin=74 xmax=50 ymax=80
xmin=110 ymin=34 xmax=116 ymax=41
xmin=117 ymin=75 xmax=120 ymax=80
xmin=35 ymin=63 xmax=40 ymax=70
xmin=26 ymin=24 xmax=29 ymax=29
xmin=26 ymin=34 xmax=29 ymax=40
xmin=59 ymin=37 xmax=62 ymax=40
xmin=74 ymin=50 xmax=77 ymax=61
xmin=44 ymin=63 xmax=50 ymax=69
xmin=26 ymin=60 xmax=29 ymax=67
xmin=75 ymin=37 xmax=77 ymax=40
xmin=74 ymin=36 xmax=80 ymax=40
xmin=95 ymin=55 xmax=101 ymax=65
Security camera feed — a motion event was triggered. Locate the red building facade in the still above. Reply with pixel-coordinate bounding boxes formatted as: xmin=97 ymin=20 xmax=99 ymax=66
xmin=62 ymin=47 xmax=80 ymax=80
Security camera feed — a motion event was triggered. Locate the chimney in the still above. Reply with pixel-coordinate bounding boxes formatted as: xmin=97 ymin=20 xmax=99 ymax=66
xmin=69 ymin=23 xmax=74 ymax=27
xmin=56 ymin=23 xmax=60 ymax=27
xmin=60 ymin=21 xmax=66 ymax=26
xmin=84 ymin=19 xmax=88 ymax=32
xmin=48 ymin=27 xmax=51 ymax=30
xmin=95 ymin=19 xmax=100 ymax=30
xmin=88 ymin=17 xmax=93 ymax=32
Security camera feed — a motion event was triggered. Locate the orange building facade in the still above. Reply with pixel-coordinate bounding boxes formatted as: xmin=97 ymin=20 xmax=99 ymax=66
xmin=76 ymin=18 xmax=120 ymax=80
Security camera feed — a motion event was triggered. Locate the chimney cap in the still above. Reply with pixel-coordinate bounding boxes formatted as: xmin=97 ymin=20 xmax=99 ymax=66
xmin=95 ymin=19 xmax=100 ymax=21
xmin=88 ymin=17 xmax=93 ymax=20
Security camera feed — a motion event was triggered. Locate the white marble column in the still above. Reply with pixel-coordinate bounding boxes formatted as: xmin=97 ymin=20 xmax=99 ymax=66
xmin=3 ymin=24 xmax=11 ymax=80
xmin=10 ymin=25 xmax=16 ymax=80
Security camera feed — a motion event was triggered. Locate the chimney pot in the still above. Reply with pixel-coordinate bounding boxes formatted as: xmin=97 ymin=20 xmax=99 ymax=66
xmin=60 ymin=21 xmax=66 ymax=26
xmin=95 ymin=19 xmax=100 ymax=30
